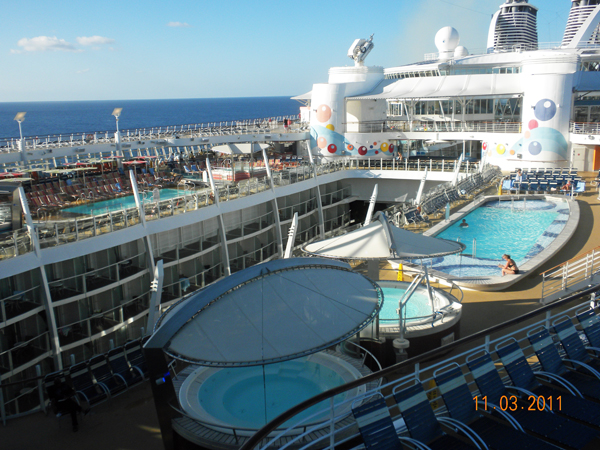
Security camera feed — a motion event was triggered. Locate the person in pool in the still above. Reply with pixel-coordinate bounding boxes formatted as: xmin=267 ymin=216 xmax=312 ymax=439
xmin=459 ymin=219 xmax=468 ymax=228
xmin=499 ymin=254 xmax=519 ymax=276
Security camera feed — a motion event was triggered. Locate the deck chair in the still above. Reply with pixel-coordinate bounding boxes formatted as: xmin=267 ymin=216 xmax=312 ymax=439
xmin=89 ymin=355 xmax=128 ymax=397
xmin=68 ymin=362 xmax=109 ymax=408
xmin=527 ymin=327 xmax=600 ymax=401
xmin=351 ymin=394 xmax=430 ymax=450
xmin=496 ymin=339 xmax=600 ymax=428
xmin=466 ymin=351 xmax=600 ymax=449
xmin=107 ymin=346 xmax=144 ymax=387
xmin=553 ymin=314 xmax=600 ymax=379
xmin=433 ymin=364 xmax=558 ymax=450
xmin=392 ymin=381 xmax=486 ymax=449
xmin=124 ymin=339 xmax=148 ymax=378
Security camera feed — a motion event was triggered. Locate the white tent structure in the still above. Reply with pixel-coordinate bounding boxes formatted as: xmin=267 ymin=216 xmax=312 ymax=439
xmin=147 ymin=258 xmax=383 ymax=367
xmin=211 ymin=143 xmax=270 ymax=155
xmin=303 ymin=212 xmax=464 ymax=260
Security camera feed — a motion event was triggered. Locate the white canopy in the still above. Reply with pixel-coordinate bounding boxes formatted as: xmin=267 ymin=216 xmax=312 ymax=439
xmin=212 ymin=143 xmax=270 ymax=155
xmin=149 ymin=258 xmax=382 ymax=366
xmin=353 ymin=73 xmax=522 ymax=100
xmin=303 ymin=212 xmax=464 ymax=260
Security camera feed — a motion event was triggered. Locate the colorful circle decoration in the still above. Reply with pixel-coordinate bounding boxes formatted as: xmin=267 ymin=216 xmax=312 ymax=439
xmin=510 ymin=150 xmax=515 ymax=156
xmin=373 ymin=142 xmax=377 ymax=146
xmin=375 ymin=151 xmax=379 ymax=154
xmin=327 ymin=144 xmax=337 ymax=154
xmin=482 ymin=142 xmax=488 ymax=151
xmin=326 ymin=124 xmax=335 ymax=131
xmin=496 ymin=144 xmax=506 ymax=155
xmin=316 ymin=104 xmax=332 ymax=123
xmin=529 ymin=119 xmax=538 ymax=130
xmin=358 ymin=146 xmax=367 ymax=156
xmin=525 ymin=131 xmax=531 ymax=139
xmin=529 ymin=141 xmax=542 ymax=155
xmin=347 ymin=144 xmax=354 ymax=151
xmin=389 ymin=144 xmax=395 ymax=152
xmin=534 ymin=99 xmax=557 ymax=122
xmin=381 ymin=142 xmax=389 ymax=152
xmin=317 ymin=137 xmax=327 ymax=149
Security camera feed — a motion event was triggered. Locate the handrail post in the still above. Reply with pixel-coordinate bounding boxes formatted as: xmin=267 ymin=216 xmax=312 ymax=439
xmin=329 ymin=397 xmax=335 ymax=449
xmin=36 ymin=364 xmax=46 ymax=414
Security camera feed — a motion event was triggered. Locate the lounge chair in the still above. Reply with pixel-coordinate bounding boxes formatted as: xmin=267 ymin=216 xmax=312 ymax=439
xmin=466 ymin=351 xmax=600 ymax=449
xmin=351 ymin=394 xmax=430 ymax=450
xmin=393 ymin=381 xmax=486 ymax=449
xmin=68 ymin=362 xmax=109 ymax=408
xmin=495 ymin=339 xmax=600 ymax=429
xmin=123 ymin=339 xmax=148 ymax=378
xmin=107 ymin=346 xmax=145 ymax=387
xmin=89 ymin=354 xmax=128 ymax=398
xmin=433 ymin=364 xmax=558 ymax=449
xmin=528 ymin=326 xmax=600 ymax=401
xmin=553 ymin=314 xmax=600 ymax=378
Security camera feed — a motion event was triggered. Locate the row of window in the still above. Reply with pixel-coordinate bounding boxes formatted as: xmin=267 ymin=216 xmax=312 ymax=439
xmin=385 ymin=66 xmax=522 ymax=80
xmin=388 ymin=98 xmax=522 ymax=119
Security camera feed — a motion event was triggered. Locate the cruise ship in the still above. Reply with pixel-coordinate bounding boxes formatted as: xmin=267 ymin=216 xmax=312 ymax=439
xmin=2 ymin=1 xmax=600 ymax=450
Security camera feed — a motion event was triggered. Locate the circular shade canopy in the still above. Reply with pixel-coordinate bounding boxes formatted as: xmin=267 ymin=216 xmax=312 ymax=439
xmin=149 ymin=258 xmax=383 ymax=367
xmin=303 ymin=212 xmax=465 ymax=260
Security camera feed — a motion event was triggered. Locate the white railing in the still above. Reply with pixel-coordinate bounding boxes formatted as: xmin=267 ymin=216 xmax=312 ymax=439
xmin=347 ymin=120 xmax=522 ymax=134
xmin=570 ymin=121 xmax=600 ymax=135
xmin=541 ymin=246 xmax=600 ymax=303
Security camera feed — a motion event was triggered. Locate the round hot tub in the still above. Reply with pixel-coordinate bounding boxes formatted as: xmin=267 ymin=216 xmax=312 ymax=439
xmin=179 ymin=351 xmax=365 ymax=436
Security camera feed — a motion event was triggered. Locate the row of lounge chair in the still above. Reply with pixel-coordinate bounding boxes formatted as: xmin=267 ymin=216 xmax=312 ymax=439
xmin=502 ymin=179 xmax=586 ymax=195
xmin=352 ymin=305 xmax=600 ymax=450
xmin=43 ymin=339 xmax=148 ymax=412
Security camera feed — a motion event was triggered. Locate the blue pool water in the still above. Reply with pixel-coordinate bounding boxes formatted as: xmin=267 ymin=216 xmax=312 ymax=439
xmin=198 ymin=358 xmax=348 ymax=429
xmin=378 ymin=287 xmax=432 ymax=322
xmin=63 ymin=188 xmax=185 ymax=215
xmin=430 ymin=200 xmax=569 ymax=277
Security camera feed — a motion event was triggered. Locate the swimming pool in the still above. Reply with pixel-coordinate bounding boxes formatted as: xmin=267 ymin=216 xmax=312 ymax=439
xmin=178 ymin=352 xmax=364 ymax=435
xmin=429 ymin=199 xmax=569 ymax=277
xmin=63 ymin=188 xmax=187 ymax=215
xmin=378 ymin=286 xmax=432 ymax=323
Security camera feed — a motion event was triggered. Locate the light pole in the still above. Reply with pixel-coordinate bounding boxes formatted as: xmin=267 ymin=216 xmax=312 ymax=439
xmin=14 ymin=112 xmax=27 ymax=167
xmin=112 ymin=108 xmax=122 ymax=134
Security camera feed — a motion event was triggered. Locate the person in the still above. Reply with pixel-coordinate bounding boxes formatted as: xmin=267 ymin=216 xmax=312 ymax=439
xmin=516 ymin=169 xmax=523 ymax=183
xmin=561 ymin=179 xmax=573 ymax=192
xmin=50 ymin=378 xmax=86 ymax=431
xmin=498 ymin=254 xmax=519 ymax=276
xmin=459 ymin=219 xmax=468 ymax=228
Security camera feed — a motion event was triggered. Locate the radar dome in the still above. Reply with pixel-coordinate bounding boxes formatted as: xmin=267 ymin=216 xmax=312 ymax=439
xmin=435 ymin=27 xmax=460 ymax=52
xmin=454 ymin=46 xmax=469 ymax=58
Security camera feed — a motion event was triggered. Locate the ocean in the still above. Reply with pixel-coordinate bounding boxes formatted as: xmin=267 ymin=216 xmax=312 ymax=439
xmin=0 ymin=97 xmax=300 ymax=139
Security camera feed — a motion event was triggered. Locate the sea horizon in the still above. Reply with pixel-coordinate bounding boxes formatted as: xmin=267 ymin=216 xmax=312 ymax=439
xmin=0 ymin=96 xmax=300 ymax=139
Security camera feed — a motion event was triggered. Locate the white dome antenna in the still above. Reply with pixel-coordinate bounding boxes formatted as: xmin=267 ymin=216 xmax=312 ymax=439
xmin=348 ymin=34 xmax=374 ymax=66
xmin=435 ymin=27 xmax=460 ymax=61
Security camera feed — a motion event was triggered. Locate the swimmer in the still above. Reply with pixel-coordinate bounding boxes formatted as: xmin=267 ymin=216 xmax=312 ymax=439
xmin=459 ymin=219 xmax=468 ymax=228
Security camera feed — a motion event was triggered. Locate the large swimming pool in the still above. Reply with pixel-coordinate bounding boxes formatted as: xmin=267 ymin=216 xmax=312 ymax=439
xmin=428 ymin=199 xmax=569 ymax=277
xmin=63 ymin=188 xmax=186 ymax=215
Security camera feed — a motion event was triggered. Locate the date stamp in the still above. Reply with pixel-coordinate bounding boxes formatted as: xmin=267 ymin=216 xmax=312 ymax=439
xmin=473 ymin=395 xmax=562 ymax=412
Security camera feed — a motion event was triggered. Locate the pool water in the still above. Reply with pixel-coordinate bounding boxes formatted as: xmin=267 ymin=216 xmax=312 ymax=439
xmin=378 ymin=287 xmax=432 ymax=322
xmin=430 ymin=200 xmax=568 ymax=277
xmin=198 ymin=358 xmax=348 ymax=429
xmin=63 ymin=188 xmax=186 ymax=215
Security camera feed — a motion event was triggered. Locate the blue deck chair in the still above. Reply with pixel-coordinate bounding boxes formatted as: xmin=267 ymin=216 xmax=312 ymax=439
xmin=351 ymin=394 xmax=430 ymax=450
xmin=577 ymin=308 xmax=600 ymax=348
xmin=496 ymin=339 xmax=600 ymax=428
xmin=553 ymin=315 xmax=600 ymax=378
xmin=433 ymin=364 xmax=558 ymax=450
xmin=89 ymin=355 xmax=128 ymax=397
xmin=107 ymin=346 xmax=145 ymax=387
xmin=528 ymin=327 xmax=600 ymax=401
xmin=124 ymin=339 xmax=148 ymax=378
xmin=392 ymin=381 xmax=486 ymax=449
xmin=466 ymin=351 xmax=600 ymax=449
xmin=68 ymin=362 xmax=109 ymax=408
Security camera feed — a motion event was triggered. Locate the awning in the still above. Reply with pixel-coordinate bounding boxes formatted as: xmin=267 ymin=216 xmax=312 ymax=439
xmin=147 ymin=258 xmax=383 ymax=367
xmin=291 ymin=91 xmax=312 ymax=100
xmin=212 ymin=143 xmax=270 ymax=155
xmin=353 ymin=73 xmax=523 ymax=100
xmin=303 ymin=212 xmax=465 ymax=260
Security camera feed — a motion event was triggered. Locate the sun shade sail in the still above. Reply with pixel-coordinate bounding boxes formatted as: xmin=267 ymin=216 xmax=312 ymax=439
xmin=212 ymin=143 xmax=270 ymax=154
xmin=303 ymin=212 xmax=464 ymax=259
xmin=148 ymin=258 xmax=383 ymax=366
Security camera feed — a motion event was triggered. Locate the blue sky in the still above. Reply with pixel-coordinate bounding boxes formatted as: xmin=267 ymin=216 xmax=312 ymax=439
xmin=1 ymin=0 xmax=573 ymax=102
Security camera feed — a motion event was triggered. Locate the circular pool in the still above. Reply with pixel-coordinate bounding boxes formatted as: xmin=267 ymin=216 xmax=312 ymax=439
xmin=374 ymin=281 xmax=462 ymax=337
xmin=178 ymin=352 xmax=365 ymax=435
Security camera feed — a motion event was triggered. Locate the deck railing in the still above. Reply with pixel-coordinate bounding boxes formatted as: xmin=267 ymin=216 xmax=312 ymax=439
xmin=570 ymin=121 xmax=600 ymax=135
xmin=347 ymin=120 xmax=522 ymax=134
xmin=540 ymin=245 xmax=600 ymax=304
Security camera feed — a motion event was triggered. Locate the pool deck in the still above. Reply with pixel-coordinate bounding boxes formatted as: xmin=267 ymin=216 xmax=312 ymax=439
xmin=2 ymin=172 xmax=600 ymax=450
xmin=422 ymin=194 xmax=580 ymax=291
